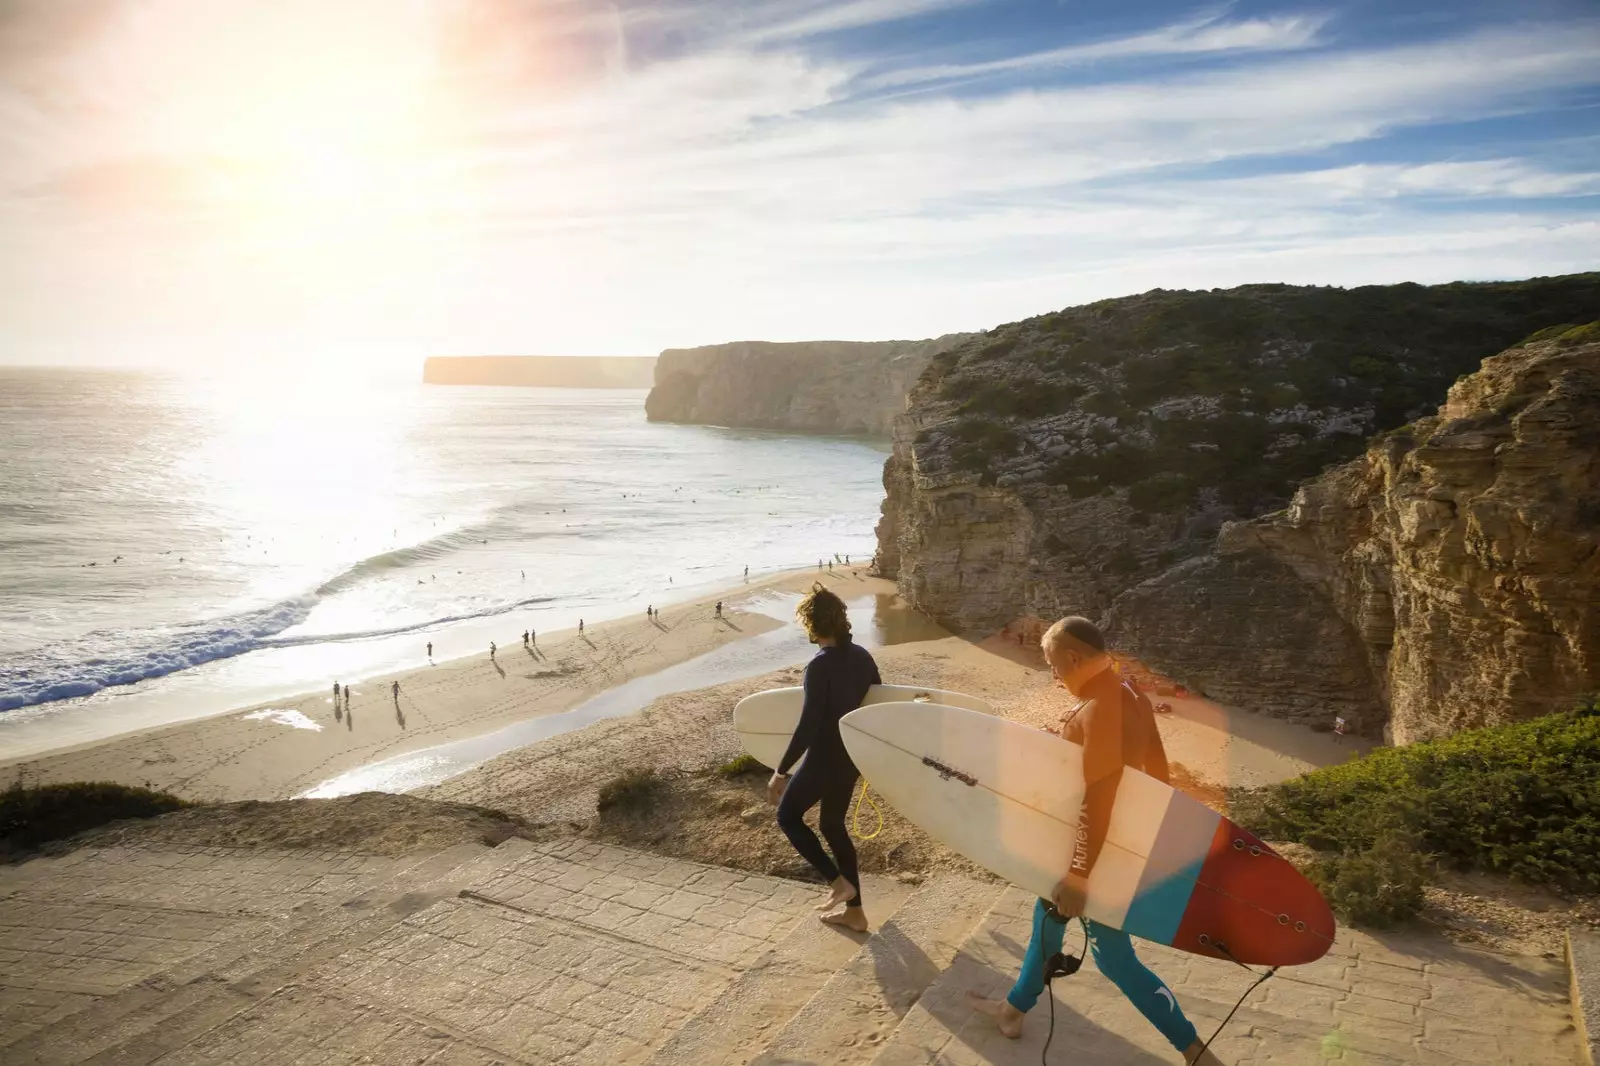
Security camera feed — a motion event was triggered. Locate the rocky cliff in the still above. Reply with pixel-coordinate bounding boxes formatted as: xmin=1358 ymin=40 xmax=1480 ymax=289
xmin=876 ymin=276 xmax=1600 ymax=739
xmin=645 ymin=336 xmax=973 ymax=435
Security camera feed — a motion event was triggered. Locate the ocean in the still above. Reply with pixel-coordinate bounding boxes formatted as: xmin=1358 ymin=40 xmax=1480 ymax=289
xmin=0 ymin=368 xmax=888 ymax=754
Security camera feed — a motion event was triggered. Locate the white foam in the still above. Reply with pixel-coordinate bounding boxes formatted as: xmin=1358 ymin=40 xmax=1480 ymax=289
xmin=243 ymin=708 xmax=323 ymax=731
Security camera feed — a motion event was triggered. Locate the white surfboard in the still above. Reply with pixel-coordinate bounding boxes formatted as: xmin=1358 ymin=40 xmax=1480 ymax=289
xmin=838 ymin=701 xmax=1335 ymax=965
xmin=733 ymin=684 xmax=993 ymax=772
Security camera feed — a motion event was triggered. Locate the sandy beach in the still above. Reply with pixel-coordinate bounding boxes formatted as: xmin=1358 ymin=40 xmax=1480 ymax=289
xmin=4 ymin=560 xmax=1369 ymax=819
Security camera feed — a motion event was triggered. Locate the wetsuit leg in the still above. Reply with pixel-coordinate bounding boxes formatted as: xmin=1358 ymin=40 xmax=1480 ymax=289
xmin=1005 ymin=898 xmax=1066 ymax=1013
xmin=1085 ymin=920 xmax=1198 ymax=1052
xmin=776 ymin=761 xmax=839 ymax=884
xmin=816 ymin=767 xmax=862 ymax=905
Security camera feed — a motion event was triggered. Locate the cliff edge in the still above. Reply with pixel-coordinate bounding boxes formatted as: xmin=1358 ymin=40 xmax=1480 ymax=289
xmin=875 ymin=275 xmax=1599 ymax=740
xmin=645 ymin=336 xmax=973 ymax=435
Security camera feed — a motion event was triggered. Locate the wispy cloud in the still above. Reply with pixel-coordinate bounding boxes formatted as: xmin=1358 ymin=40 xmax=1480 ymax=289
xmin=0 ymin=1 xmax=1596 ymax=364
xmin=864 ymin=10 xmax=1331 ymax=90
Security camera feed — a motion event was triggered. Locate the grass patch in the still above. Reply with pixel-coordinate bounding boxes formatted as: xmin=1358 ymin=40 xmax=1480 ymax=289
xmin=1244 ymin=698 xmax=1600 ymax=908
xmin=1 ymin=781 xmax=190 ymax=859
xmin=596 ymin=767 xmax=664 ymax=814
xmin=715 ymin=753 xmax=767 ymax=777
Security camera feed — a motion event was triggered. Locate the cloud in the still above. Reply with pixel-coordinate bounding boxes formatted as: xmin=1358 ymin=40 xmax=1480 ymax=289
xmin=864 ymin=11 xmax=1331 ymax=91
xmin=1 ymin=2 xmax=1596 ymax=364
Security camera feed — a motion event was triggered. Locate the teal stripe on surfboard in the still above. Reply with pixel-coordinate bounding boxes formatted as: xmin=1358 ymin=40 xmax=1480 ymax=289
xmin=1123 ymin=797 xmax=1220 ymax=945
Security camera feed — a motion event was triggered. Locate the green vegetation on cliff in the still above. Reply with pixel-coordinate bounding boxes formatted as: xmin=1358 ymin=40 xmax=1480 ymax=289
xmin=1237 ymin=698 xmax=1600 ymax=923
xmin=920 ymin=275 xmax=1600 ymax=518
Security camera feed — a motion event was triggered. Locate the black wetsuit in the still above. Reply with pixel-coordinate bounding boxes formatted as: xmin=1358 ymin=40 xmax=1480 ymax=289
xmin=776 ymin=634 xmax=881 ymax=904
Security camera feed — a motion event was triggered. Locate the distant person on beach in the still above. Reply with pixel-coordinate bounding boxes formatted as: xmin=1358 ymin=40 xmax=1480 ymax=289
xmin=522 ymin=631 xmax=529 ymax=646
xmin=647 ymin=606 xmax=653 ymax=618
xmin=333 ymin=682 xmax=341 ymax=705
xmin=427 ymin=642 xmax=433 ymax=659
xmin=768 ymin=584 xmax=881 ymax=933
xmin=392 ymin=681 xmax=400 ymax=700
xmin=530 ymin=627 xmax=536 ymax=645
xmin=828 ymin=560 xmax=833 ymax=571
xmin=715 ymin=601 xmax=723 ymax=618
xmin=489 ymin=641 xmax=496 ymax=658
xmin=744 ymin=566 xmax=749 ymax=580
xmin=967 ymin=616 xmax=1216 ymax=1065
xmin=578 ymin=619 xmax=584 ymax=634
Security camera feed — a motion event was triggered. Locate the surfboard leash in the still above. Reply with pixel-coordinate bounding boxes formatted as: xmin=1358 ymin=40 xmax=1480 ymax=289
xmin=1190 ymin=941 xmax=1278 ymax=1063
xmin=852 ymin=781 xmax=884 ymax=840
xmin=1040 ymin=916 xmax=1088 ymax=1066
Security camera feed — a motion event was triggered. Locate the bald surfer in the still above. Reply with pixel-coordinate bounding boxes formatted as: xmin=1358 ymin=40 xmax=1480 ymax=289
xmin=968 ymin=616 xmax=1219 ymax=1065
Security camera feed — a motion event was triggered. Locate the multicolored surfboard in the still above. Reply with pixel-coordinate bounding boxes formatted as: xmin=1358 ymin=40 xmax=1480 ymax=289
xmin=840 ymin=701 xmax=1334 ymax=967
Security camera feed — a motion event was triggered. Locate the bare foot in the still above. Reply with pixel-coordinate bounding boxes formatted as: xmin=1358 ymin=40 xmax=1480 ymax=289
xmin=967 ymin=993 xmax=1024 ymax=1039
xmin=815 ymin=877 xmax=858 ymax=911
xmin=819 ymin=905 xmax=869 ymax=933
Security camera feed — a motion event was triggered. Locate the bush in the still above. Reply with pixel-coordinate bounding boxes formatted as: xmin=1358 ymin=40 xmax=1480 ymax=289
xmin=1310 ymin=830 xmax=1430 ymax=927
xmin=1248 ymin=698 xmax=1600 ymax=892
xmin=0 ymin=781 xmax=189 ymax=857
xmin=716 ymin=753 xmax=765 ymax=777
xmin=597 ymin=768 xmax=663 ymax=813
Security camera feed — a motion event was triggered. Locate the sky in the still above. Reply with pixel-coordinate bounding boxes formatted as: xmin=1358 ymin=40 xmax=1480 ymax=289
xmin=1 ymin=0 xmax=1597 ymax=371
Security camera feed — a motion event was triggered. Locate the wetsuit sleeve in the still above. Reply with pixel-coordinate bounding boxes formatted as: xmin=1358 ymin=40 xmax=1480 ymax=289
xmin=778 ymin=661 xmax=826 ymax=775
xmin=1069 ymin=693 xmax=1124 ymax=877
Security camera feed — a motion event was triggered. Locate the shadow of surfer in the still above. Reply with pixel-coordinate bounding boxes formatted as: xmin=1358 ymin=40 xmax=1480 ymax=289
xmin=966 ymin=617 xmax=1225 ymax=1066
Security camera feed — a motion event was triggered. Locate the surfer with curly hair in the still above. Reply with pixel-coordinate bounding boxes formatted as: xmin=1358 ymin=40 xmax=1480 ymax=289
xmin=970 ymin=616 xmax=1220 ymax=1065
xmin=768 ymin=583 xmax=881 ymax=932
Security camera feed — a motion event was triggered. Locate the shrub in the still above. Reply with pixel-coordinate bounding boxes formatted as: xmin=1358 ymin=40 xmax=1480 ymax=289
xmin=597 ymin=768 xmax=662 ymax=813
xmin=1309 ymin=830 xmax=1430 ymax=928
xmin=1248 ymin=698 xmax=1600 ymax=892
xmin=1127 ymin=472 xmax=1196 ymax=513
xmin=715 ymin=753 xmax=765 ymax=777
xmin=0 ymin=781 xmax=189 ymax=857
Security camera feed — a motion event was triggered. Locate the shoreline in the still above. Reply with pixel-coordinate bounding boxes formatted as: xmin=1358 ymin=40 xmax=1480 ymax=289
xmin=0 ymin=566 xmax=857 ymax=800
xmin=3 ymin=559 xmax=1368 ymax=811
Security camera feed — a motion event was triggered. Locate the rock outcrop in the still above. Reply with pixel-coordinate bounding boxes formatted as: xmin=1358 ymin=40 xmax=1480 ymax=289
xmin=876 ymin=275 xmax=1600 ymax=740
xmin=646 ymin=336 xmax=973 ymax=435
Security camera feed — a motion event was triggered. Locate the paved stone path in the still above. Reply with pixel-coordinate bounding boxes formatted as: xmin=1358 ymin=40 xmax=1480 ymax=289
xmin=873 ymin=887 xmax=1583 ymax=1066
xmin=1 ymin=841 xmax=1586 ymax=1065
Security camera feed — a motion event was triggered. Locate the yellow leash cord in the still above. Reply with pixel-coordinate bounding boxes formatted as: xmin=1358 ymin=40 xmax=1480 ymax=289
xmin=852 ymin=780 xmax=884 ymax=840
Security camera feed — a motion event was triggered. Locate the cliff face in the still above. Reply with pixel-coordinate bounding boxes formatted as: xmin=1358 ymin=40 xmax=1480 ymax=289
xmin=424 ymin=356 xmax=655 ymax=388
xmin=877 ymin=274 xmax=1600 ymax=740
xmin=646 ymin=336 xmax=973 ymax=435
xmin=1221 ymin=330 xmax=1599 ymax=742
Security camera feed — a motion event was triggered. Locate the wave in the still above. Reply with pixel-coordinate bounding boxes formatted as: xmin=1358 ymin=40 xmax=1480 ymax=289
xmin=0 ymin=524 xmax=548 ymax=713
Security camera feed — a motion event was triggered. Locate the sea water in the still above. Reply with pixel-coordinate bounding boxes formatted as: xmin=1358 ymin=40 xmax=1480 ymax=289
xmin=0 ymin=367 xmax=888 ymax=755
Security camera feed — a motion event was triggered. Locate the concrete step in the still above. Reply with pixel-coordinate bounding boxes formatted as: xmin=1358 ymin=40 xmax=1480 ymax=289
xmin=864 ymin=886 xmax=1586 ymax=1066
xmin=750 ymin=877 xmax=1005 ymax=1066
xmin=2 ymin=839 xmax=536 ymax=1066
xmin=640 ymin=874 xmax=920 ymax=1066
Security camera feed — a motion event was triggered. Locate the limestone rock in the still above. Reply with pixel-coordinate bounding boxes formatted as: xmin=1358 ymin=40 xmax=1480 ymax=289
xmin=645 ymin=335 xmax=974 ymax=436
xmin=1109 ymin=332 xmax=1600 ymax=741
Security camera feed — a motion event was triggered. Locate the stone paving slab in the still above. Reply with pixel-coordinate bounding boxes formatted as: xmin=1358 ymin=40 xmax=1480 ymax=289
xmin=644 ymin=873 xmax=919 ymax=1066
xmin=1571 ymin=929 xmax=1600 ymax=1066
xmin=0 ymin=841 xmax=528 ymax=1064
xmin=6 ymin=838 xmax=876 ymax=1065
xmin=754 ymin=877 xmax=1005 ymax=1066
xmin=868 ymin=887 xmax=1583 ymax=1066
